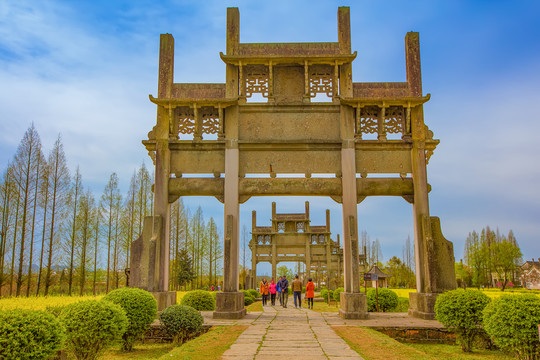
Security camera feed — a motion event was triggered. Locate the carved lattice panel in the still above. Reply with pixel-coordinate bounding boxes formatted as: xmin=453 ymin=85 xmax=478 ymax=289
xmin=176 ymin=107 xmax=195 ymax=135
xmin=245 ymin=65 xmax=269 ymax=98
xmin=277 ymin=222 xmax=285 ymax=232
xmin=385 ymin=106 xmax=404 ymax=134
xmin=257 ymin=235 xmax=264 ymax=244
xmin=265 ymin=235 xmax=271 ymax=244
xmin=318 ymin=235 xmax=325 ymax=244
xmin=296 ymin=222 xmax=304 ymax=233
xmin=360 ymin=106 xmax=379 ymax=135
xmin=309 ymin=64 xmax=334 ymax=97
xmin=311 ymin=235 xmax=317 ymax=244
xmin=201 ymin=106 xmax=219 ymax=134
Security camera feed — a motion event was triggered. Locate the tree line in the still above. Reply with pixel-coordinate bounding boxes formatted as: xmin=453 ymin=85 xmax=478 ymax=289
xmin=0 ymin=125 xmax=222 ymax=297
xmin=458 ymin=226 xmax=522 ymax=290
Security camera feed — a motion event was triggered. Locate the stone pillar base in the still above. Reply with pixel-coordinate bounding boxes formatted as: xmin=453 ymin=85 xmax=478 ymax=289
xmin=152 ymin=291 xmax=176 ymax=311
xmin=213 ymin=292 xmax=247 ymax=319
xmin=339 ymin=292 xmax=369 ymax=319
xmin=408 ymin=292 xmax=438 ymax=320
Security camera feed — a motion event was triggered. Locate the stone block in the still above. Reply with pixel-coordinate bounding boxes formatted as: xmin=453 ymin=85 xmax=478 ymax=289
xmin=213 ymin=291 xmax=247 ymax=319
xmin=153 ymin=291 xmax=176 ymax=311
xmin=338 ymin=292 xmax=368 ymax=319
xmin=408 ymin=292 xmax=437 ymax=320
xmin=130 ymin=216 xmax=161 ymax=291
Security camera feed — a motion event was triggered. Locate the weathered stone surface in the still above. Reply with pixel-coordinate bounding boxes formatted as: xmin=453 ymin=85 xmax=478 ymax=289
xmin=153 ymin=291 xmax=176 ymax=311
xmin=130 ymin=216 xmax=160 ymax=291
xmin=408 ymin=292 xmax=438 ymax=320
xmin=143 ymin=6 xmax=457 ymax=321
xmin=339 ymin=292 xmax=368 ymax=319
xmin=213 ymin=291 xmax=247 ymax=319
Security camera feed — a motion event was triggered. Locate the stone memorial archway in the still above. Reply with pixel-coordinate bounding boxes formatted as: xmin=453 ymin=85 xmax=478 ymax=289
xmin=132 ymin=6 xmax=457 ymax=320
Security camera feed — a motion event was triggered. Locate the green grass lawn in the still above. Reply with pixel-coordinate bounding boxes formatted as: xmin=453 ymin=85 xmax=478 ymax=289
xmin=333 ymin=326 xmax=510 ymax=360
xmin=100 ymin=325 xmax=247 ymax=360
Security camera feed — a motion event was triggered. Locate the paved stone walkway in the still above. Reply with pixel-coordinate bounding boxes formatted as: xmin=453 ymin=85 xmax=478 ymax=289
xmin=220 ymin=305 xmax=364 ymax=360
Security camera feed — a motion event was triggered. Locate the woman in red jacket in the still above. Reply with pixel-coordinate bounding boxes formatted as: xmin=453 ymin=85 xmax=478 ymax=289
xmin=305 ymin=278 xmax=315 ymax=309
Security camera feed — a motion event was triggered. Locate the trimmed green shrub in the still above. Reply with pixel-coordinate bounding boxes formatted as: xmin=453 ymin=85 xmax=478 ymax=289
xmin=483 ymin=294 xmax=540 ymax=358
xmin=248 ymin=289 xmax=259 ymax=299
xmin=0 ymin=309 xmax=65 ymax=360
xmin=435 ymin=289 xmax=490 ymax=352
xmin=244 ymin=295 xmax=254 ymax=306
xmin=181 ymin=290 xmax=216 ymax=311
xmin=60 ymin=300 xmax=128 ymax=360
xmin=45 ymin=304 xmax=68 ymax=317
xmin=320 ymin=288 xmax=328 ymax=301
xmin=326 ymin=290 xmax=334 ymax=303
xmin=241 ymin=290 xmax=254 ymax=306
xmin=367 ymin=288 xmax=399 ymax=312
xmin=333 ymin=287 xmax=344 ymax=302
xmin=103 ymin=287 xmax=157 ymax=351
xmin=160 ymin=304 xmax=203 ymax=345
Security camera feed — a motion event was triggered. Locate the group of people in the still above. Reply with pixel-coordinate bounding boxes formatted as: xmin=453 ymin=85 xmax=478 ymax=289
xmin=259 ymin=275 xmax=315 ymax=309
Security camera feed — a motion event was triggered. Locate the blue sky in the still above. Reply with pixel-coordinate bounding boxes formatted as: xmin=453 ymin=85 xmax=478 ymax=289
xmin=1 ymin=0 xmax=539 ymax=271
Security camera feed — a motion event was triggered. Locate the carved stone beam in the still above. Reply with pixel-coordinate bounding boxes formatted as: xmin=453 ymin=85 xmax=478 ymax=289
xmin=168 ymin=177 xmax=417 ymax=198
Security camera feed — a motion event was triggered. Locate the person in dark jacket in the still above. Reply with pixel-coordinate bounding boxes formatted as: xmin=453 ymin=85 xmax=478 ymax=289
xmin=276 ymin=276 xmax=282 ymax=305
xmin=278 ymin=275 xmax=289 ymax=308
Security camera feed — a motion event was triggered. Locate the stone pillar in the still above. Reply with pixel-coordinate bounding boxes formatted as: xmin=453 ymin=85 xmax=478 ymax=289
xmin=407 ymin=98 xmax=436 ymax=319
xmin=305 ymin=237 xmax=311 ymax=281
xmin=130 ymin=33 xmax=177 ymax=310
xmin=251 ymin=254 xmax=257 ymax=290
xmin=153 ymin=138 xmax=171 ymax=294
xmin=214 ymin=103 xmax=245 ymax=318
xmin=272 ymin=241 xmax=277 ymax=281
xmin=339 ymin=105 xmax=368 ymax=319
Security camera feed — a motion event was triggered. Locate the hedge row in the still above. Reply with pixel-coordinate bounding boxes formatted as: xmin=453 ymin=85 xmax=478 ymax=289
xmin=0 ymin=287 xmax=157 ymax=359
xmin=0 ymin=289 xmax=216 ymax=359
xmin=435 ymin=288 xmax=540 ymax=357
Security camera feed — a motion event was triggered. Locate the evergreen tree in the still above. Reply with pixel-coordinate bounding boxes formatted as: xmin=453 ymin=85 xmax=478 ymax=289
xmin=175 ymin=248 xmax=196 ymax=288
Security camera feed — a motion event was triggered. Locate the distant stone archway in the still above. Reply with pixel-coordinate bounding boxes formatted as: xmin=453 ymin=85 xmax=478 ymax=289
xmin=250 ymin=201 xmax=367 ymax=289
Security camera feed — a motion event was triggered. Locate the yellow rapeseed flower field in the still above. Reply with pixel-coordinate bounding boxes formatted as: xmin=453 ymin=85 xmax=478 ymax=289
xmin=0 ymin=291 xmax=189 ymax=311
xmin=389 ymin=288 xmax=540 ymax=299
xmin=0 ymin=295 xmax=104 ymax=311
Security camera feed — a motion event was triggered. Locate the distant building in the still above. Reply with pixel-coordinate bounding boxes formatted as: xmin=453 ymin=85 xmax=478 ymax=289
xmin=520 ymin=258 xmax=540 ymax=289
xmin=366 ymin=265 xmax=392 ymax=288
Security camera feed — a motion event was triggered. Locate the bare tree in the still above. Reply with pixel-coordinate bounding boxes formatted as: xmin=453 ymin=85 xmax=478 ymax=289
xmin=36 ymin=162 xmax=50 ymax=295
xmin=11 ymin=125 xmax=43 ymax=296
xmin=78 ymin=189 xmax=94 ymax=295
xmin=67 ymin=167 xmax=82 ymax=296
xmin=26 ymin=146 xmax=45 ymax=296
xmin=0 ymin=166 xmax=15 ymax=295
xmin=100 ymin=173 xmax=120 ymax=292
xmin=92 ymin=206 xmax=101 ymax=295
xmin=44 ymin=135 xmax=70 ymax=296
